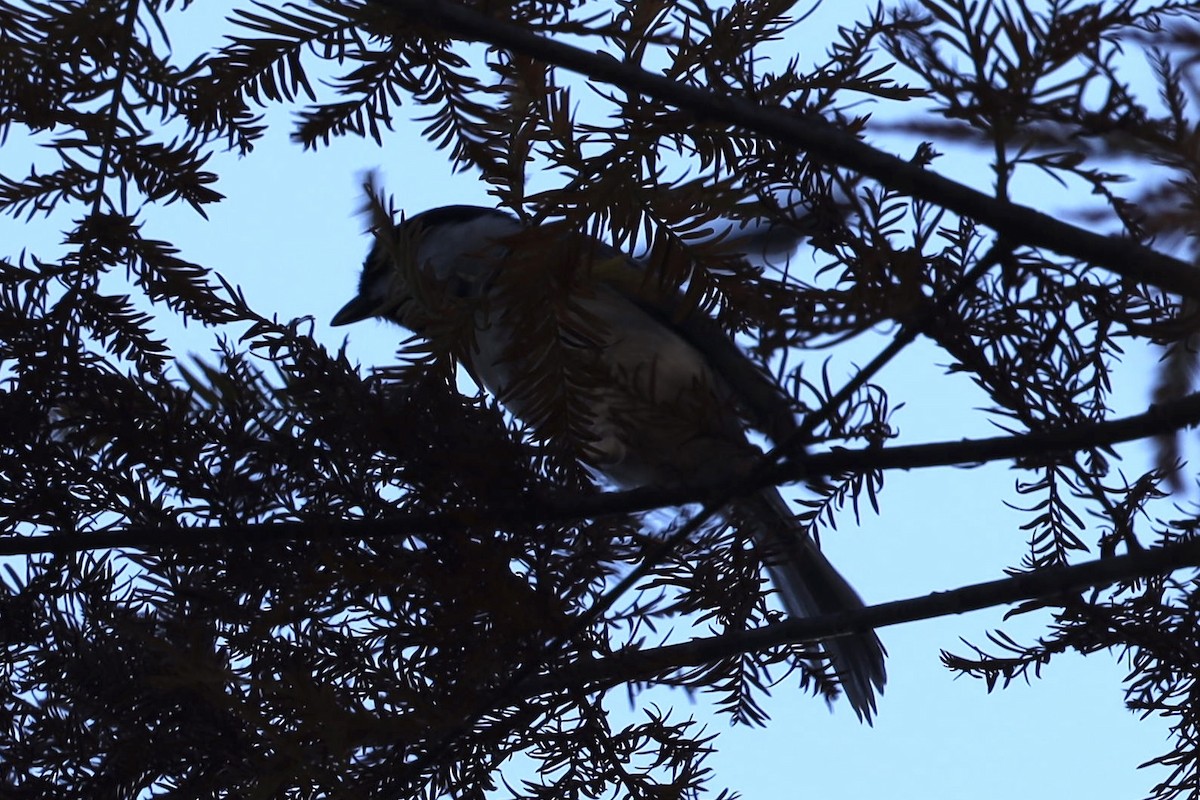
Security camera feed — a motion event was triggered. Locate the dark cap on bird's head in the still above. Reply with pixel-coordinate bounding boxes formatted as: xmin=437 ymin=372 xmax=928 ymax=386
xmin=331 ymin=205 xmax=516 ymax=329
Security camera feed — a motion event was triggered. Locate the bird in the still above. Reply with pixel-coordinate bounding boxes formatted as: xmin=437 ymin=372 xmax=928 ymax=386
xmin=331 ymin=204 xmax=886 ymax=720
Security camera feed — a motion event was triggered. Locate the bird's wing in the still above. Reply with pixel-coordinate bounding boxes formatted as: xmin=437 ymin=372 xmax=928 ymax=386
xmin=587 ymin=246 xmax=801 ymax=446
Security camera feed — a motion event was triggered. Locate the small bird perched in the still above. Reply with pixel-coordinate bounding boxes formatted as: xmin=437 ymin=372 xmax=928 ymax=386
xmin=331 ymin=204 xmax=886 ymax=720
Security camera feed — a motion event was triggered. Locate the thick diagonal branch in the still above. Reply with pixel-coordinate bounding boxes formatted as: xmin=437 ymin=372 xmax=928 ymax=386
xmin=376 ymin=0 xmax=1200 ymax=298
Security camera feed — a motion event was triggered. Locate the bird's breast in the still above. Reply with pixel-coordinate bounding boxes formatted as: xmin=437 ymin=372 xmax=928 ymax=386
xmin=464 ymin=286 xmax=752 ymax=486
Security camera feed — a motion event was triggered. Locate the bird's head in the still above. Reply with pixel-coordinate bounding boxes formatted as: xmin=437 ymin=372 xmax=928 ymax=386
xmin=331 ymin=205 xmax=521 ymax=332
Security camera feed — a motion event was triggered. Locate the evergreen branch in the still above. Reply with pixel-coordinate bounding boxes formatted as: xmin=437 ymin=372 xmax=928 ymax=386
xmin=373 ymin=0 xmax=1200 ymax=298
xmin=519 ymin=537 xmax=1200 ymax=699
xmin=5 ymin=389 xmax=1200 ymax=557
xmin=91 ymin=0 xmax=143 ymax=217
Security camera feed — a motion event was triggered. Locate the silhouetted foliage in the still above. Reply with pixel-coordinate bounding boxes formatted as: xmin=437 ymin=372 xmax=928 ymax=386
xmin=3 ymin=0 xmax=1200 ymax=797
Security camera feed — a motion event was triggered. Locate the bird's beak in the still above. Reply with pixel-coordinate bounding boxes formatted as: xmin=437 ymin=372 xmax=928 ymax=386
xmin=330 ymin=293 xmax=382 ymax=327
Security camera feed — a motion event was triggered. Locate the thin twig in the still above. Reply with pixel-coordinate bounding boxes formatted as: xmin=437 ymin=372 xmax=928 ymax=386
xmin=90 ymin=0 xmax=142 ymax=218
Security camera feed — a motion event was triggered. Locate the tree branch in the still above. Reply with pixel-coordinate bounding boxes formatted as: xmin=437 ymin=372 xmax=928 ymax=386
xmin=519 ymin=537 xmax=1200 ymax=699
xmin=3 ymin=390 xmax=1199 ymax=556
xmin=375 ymin=0 xmax=1200 ymax=298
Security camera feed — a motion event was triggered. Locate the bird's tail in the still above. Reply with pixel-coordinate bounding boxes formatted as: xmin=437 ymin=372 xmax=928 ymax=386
xmin=737 ymin=489 xmax=886 ymax=722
